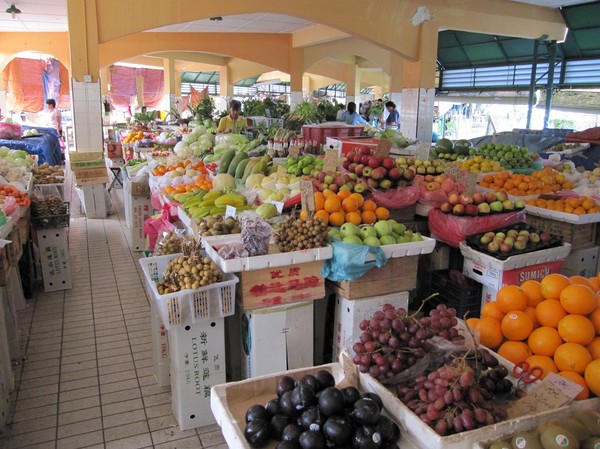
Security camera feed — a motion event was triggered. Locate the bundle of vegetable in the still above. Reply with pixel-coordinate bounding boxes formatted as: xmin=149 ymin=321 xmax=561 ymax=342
xmin=376 ymin=129 xmax=412 ymax=148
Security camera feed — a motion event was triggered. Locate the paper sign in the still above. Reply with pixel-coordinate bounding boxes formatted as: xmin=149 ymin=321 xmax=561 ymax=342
xmin=300 ymin=180 xmax=315 ymax=211
xmin=374 ymin=139 xmax=392 ymax=158
xmin=505 ymin=375 xmax=580 ymax=419
xmin=415 ymin=143 xmax=431 ymax=161
xmin=288 ymin=145 xmax=300 ymax=159
xmin=341 ymin=353 xmax=359 ymax=388
xmin=323 ymin=150 xmax=341 ymax=173
xmin=225 ymin=205 xmax=236 ymax=218
xmin=444 ymin=163 xmax=461 ymax=178
xmin=277 ymin=164 xmax=288 ymax=176
xmin=267 ymin=201 xmax=285 ymax=213
xmin=465 ymin=172 xmax=478 ymax=194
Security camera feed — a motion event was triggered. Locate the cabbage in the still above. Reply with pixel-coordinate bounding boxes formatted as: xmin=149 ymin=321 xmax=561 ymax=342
xmin=174 ymin=141 xmax=188 ymax=153
xmin=200 ymin=140 xmax=212 ymax=150
xmin=193 ymin=125 xmax=207 ymax=135
xmin=182 ymin=133 xmax=196 ymax=144
xmin=9 ymin=150 xmax=28 ymax=159
xmin=0 ymin=147 xmax=9 ymax=156
xmin=201 ymin=133 xmax=214 ymax=143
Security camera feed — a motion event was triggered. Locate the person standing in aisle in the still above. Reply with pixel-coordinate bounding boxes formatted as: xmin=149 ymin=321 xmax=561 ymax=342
xmin=217 ymin=100 xmax=246 ymax=134
xmin=46 ymin=98 xmax=62 ymax=137
xmin=344 ymin=102 xmax=369 ymax=126
xmin=385 ymin=101 xmax=400 ymax=127
xmin=336 ymin=103 xmax=346 ymax=121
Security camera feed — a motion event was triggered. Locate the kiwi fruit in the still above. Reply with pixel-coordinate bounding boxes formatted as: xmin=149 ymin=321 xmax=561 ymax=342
xmin=574 ymin=411 xmax=600 ymax=437
xmin=489 ymin=440 xmax=512 ymax=449
xmin=512 ymin=432 xmax=543 ymax=449
xmin=582 ymin=437 xmax=600 ymax=449
xmin=557 ymin=418 xmax=591 ymax=443
xmin=540 ymin=425 xmax=580 ymax=449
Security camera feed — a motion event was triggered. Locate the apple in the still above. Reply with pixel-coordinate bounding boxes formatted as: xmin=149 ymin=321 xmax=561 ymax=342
xmin=507 ymin=230 xmax=519 ymax=239
xmin=426 ymin=166 xmax=436 ymax=174
xmin=515 ymin=200 xmax=525 ymax=209
xmin=460 ymin=193 xmax=474 ymax=206
xmin=371 ymin=167 xmax=387 ymax=180
xmin=500 ymin=243 xmax=512 ymax=254
xmin=360 ymin=154 xmax=371 ymax=165
xmin=487 ymin=241 xmax=500 ymax=252
xmin=502 ymin=200 xmax=515 ymax=211
xmin=367 ymin=178 xmax=379 ymax=188
xmin=335 ymin=176 xmax=346 ymax=187
xmin=379 ymin=179 xmax=392 ymax=189
xmin=388 ymin=168 xmax=402 ymax=181
xmin=540 ymin=232 xmax=551 ymax=242
xmin=496 ymin=191 xmax=508 ymax=202
xmin=348 ymin=173 xmax=358 ymax=181
xmin=518 ymin=230 xmax=530 ymax=238
xmin=490 ymin=201 xmax=504 ymax=212
xmin=484 ymin=192 xmax=497 ymax=204
xmin=348 ymin=162 xmax=358 ymax=173
xmin=342 ymin=160 xmax=351 ymax=170
xmin=529 ymin=232 xmax=540 ymax=243
xmin=424 ymin=174 xmax=435 ymax=183
xmin=495 ymin=232 xmax=506 ymax=240
xmin=447 ymin=192 xmax=460 ymax=205
xmin=382 ymin=157 xmax=396 ymax=170
xmin=353 ymin=183 xmax=367 ymax=193
xmin=480 ymin=233 xmax=493 ymax=245
xmin=426 ymin=182 xmax=438 ymax=192
xmin=452 ymin=204 xmax=465 ymax=215
xmin=397 ymin=157 xmax=407 ymax=166
xmin=416 ymin=166 xmax=427 ymax=174
xmin=465 ymin=204 xmax=479 ymax=216
xmin=318 ymin=172 xmax=327 ymax=183
xmin=363 ymin=167 xmax=373 ymax=178
xmin=403 ymin=169 xmax=416 ymax=181
xmin=514 ymin=240 xmax=527 ymax=250
xmin=504 ymin=237 xmax=515 ymax=246
xmin=397 ymin=180 xmax=408 ymax=187
xmin=472 ymin=193 xmax=485 ymax=205
xmin=368 ymin=157 xmax=382 ymax=168
xmin=359 ymin=147 xmax=371 ymax=156
xmin=440 ymin=202 xmax=453 ymax=213
xmin=346 ymin=153 xmax=355 ymax=163
xmin=355 ymin=164 xmax=365 ymax=176
xmin=324 ymin=174 xmax=334 ymax=185
xmin=477 ymin=203 xmax=491 ymax=214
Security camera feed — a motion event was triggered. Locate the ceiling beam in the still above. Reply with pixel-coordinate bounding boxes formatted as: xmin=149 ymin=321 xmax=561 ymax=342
xmin=292 ymin=24 xmax=348 ymax=48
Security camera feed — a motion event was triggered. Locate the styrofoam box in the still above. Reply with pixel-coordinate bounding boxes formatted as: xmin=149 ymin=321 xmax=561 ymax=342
xmin=169 ymin=319 xmax=226 ymax=430
xmin=35 ymin=228 xmax=72 ymax=292
xmin=202 ymin=234 xmax=332 ymax=273
xmin=525 ymin=204 xmax=600 ymax=224
xmin=78 ymin=183 xmax=108 ymax=219
xmin=458 ymin=241 xmax=572 ymax=271
xmin=150 ymin=301 xmax=170 ymax=387
xmin=561 ymin=244 xmax=599 ymax=278
xmin=240 ymin=301 xmax=314 ymax=379
xmin=333 ymin=292 xmax=409 ymax=362
xmin=365 ymin=235 xmax=436 ymax=260
xmin=177 ymin=206 xmax=192 ymax=229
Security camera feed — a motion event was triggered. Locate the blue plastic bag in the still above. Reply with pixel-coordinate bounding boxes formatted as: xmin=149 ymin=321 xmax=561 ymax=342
xmin=321 ymin=240 xmax=388 ymax=282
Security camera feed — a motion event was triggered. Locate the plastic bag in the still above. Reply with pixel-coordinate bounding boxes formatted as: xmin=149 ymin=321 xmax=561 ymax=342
xmin=154 ymin=228 xmax=191 ymax=256
xmin=369 ymin=184 xmax=419 ymax=209
xmin=0 ymin=122 xmax=21 ymax=140
xmin=144 ymin=205 xmax=176 ymax=250
xmin=218 ymin=242 xmax=249 ymax=259
xmin=239 ymin=211 xmax=272 ymax=256
xmin=414 ymin=174 xmax=465 ymax=207
xmin=428 ymin=207 xmax=526 ymax=248
xmin=321 ymin=239 xmax=388 ymax=282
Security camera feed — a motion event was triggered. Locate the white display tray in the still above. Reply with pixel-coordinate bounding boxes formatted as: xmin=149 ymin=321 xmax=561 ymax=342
xmin=364 ymin=235 xmax=436 ymax=261
xmin=546 ymin=142 xmax=590 ymax=155
xmin=202 ymin=234 xmax=332 ymax=272
xmin=459 ymin=241 xmax=572 ymax=271
xmin=525 ymin=204 xmax=600 ymax=224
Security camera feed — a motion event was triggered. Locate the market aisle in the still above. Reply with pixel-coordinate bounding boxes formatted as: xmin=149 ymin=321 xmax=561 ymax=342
xmin=0 ymin=177 xmax=226 ymax=449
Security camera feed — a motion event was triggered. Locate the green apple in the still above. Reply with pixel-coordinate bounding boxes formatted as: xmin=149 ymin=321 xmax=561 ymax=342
xmin=328 ymin=229 xmax=342 ymax=240
xmin=379 ymin=235 xmax=396 ymax=245
xmin=340 ymin=222 xmax=360 ymax=238
xmin=360 ymin=226 xmax=377 ymax=240
xmin=343 ymin=235 xmax=363 ymax=245
xmin=363 ymin=236 xmax=381 ymax=246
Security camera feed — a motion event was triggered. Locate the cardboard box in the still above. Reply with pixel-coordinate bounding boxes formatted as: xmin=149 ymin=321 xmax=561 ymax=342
xmin=169 ymin=319 xmax=226 ymax=430
xmin=327 ymin=256 xmax=418 ymax=299
xmin=105 ymin=141 xmax=123 ymax=159
xmin=1 ymin=282 xmax=21 ymax=361
xmin=240 ymin=301 xmax=314 ymax=379
xmin=325 ymin=136 xmax=380 ymax=156
xmin=150 ymin=301 xmax=170 ymax=387
xmin=561 ymin=245 xmax=599 ymax=278
xmin=0 ymin=246 xmax=10 ymax=287
xmin=35 ymin=227 xmax=72 ymax=292
xmin=332 ymin=292 xmax=409 ymax=362
xmin=126 ymin=192 xmax=151 ymax=252
xmin=17 ymin=214 xmax=29 ymax=244
xmin=7 ymin=227 xmax=20 ymax=264
xmin=237 ymin=261 xmax=324 ymax=310
xmin=525 ymin=215 xmax=596 ymax=251
xmin=78 ymin=184 xmax=108 ymax=219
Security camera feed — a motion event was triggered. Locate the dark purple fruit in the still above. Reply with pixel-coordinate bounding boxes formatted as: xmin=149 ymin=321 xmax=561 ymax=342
xmin=314 ymin=370 xmax=335 ymax=390
xmin=266 ymin=398 xmax=280 ymax=416
xmin=277 ymin=376 xmax=297 ymax=397
xmin=318 ymin=387 xmax=345 ymax=416
xmin=291 ymin=385 xmax=317 ymax=412
xmin=376 ymin=415 xmax=400 ymax=443
xmin=271 ymin=414 xmax=291 ymax=440
xmin=246 ymin=405 xmax=270 ymax=423
xmin=276 ymin=442 xmax=301 ymax=449
xmin=353 ymin=399 xmax=380 ymax=426
xmin=282 ymin=424 xmax=303 ymax=443
xmin=244 ymin=419 xmax=271 ymax=448
xmin=298 ymin=375 xmax=320 ymax=393
xmin=280 ymin=391 xmax=298 ymax=417
xmin=323 ymin=416 xmax=353 ymax=445
xmin=342 ymin=386 xmax=361 ymax=406
xmin=298 ymin=430 xmax=326 ymax=449
xmin=353 ymin=425 xmax=383 ymax=449
xmin=300 ymin=407 xmax=325 ymax=432
xmin=361 ymin=393 xmax=383 ymax=411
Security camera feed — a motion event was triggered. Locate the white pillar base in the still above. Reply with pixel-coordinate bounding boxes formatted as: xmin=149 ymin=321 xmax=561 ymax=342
xmin=290 ymin=91 xmax=303 ymax=108
xmin=71 ymin=81 xmax=104 ymax=152
xmin=400 ymin=88 xmax=434 ymax=144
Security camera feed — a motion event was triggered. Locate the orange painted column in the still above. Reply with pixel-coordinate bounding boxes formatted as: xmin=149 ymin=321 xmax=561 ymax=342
xmin=219 ymin=66 xmax=234 ymax=111
xmin=290 ymin=47 xmax=304 ymax=107
xmin=163 ymin=58 xmax=181 ymax=115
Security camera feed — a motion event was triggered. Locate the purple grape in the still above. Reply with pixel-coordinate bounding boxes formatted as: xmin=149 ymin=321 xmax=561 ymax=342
xmin=373 ymin=311 xmax=385 ymax=321
xmin=388 ymin=337 xmax=400 ymax=349
xmin=353 ymin=342 xmax=365 ymax=354
xmin=359 ymin=319 xmax=370 ymax=331
xmin=434 ymin=420 xmax=448 ymax=435
xmin=358 ymin=364 xmax=369 ymax=373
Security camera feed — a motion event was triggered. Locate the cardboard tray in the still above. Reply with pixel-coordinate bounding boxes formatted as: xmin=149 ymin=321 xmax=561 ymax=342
xmin=525 ymin=204 xmax=600 ymax=224
xmin=545 ymin=142 xmax=590 ymax=155
xmin=202 ymin=234 xmax=332 ymax=273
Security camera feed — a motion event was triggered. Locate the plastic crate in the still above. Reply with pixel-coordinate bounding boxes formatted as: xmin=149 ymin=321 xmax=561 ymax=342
xmin=31 ymin=202 xmax=70 ymax=229
xmin=139 ymin=253 xmax=239 ymax=330
xmin=428 ymin=269 xmax=482 ymax=318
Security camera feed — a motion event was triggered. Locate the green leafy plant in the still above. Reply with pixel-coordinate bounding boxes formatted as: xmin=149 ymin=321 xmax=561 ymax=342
xmin=187 ymin=97 xmax=215 ymax=122
xmin=133 ymin=110 xmax=157 ymax=125
xmin=317 ymin=100 xmax=338 ymax=122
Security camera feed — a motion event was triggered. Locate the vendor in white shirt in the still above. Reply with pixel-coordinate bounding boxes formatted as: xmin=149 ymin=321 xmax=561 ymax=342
xmin=46 ymin=98 xmax=62 ymax=137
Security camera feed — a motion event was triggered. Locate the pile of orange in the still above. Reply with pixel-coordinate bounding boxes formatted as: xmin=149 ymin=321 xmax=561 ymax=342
xmin=300 ymin=190 xmax=390 ymax=226
xmin=467 ymin=273 xmax=600 ymax=400
xmin=525 ymin=195 xmax=600 ymax=215
xmin=478 ymin=168 xmax=574 ymax=196
xmin=152 ymin=160 xmax=209 ymax=177
xmin=163 ymin=175 xmax=212 ymax=195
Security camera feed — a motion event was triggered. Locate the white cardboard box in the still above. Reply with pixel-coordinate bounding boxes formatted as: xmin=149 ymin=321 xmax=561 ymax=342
xmin=169 ymin=319 xmax=226 ymax=430
xmin=126 ymin=192 xmax=151 ymax=252
xmin=561 ymin=245 xmax=599 ymax=278
xmin=150 ymin=301 xmax=170 ymax=387
xmin=78 ymin=183 xmax=108 ymax=219
xmin=240 ymin=301 xmax=314 ymax=379
xmin=35 ymin=228 xmax=72 ymax=292
xmin=332 ymin=292 xmax=409 ymax=362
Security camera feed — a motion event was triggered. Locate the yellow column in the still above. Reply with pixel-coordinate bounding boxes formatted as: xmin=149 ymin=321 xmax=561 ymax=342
xmin=219 ymin=66 xmax=234 ymax=112
xmin=163 ymin=58 xmax=180 ymax=114
xmin=345 ymin=64 xmax=361 ymax=104
xmin=290 ymin=48 xmax=304 ymax=107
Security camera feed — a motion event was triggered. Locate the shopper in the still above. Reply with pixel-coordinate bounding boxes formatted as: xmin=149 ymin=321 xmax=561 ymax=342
xmin=344 ymin=102 xmax=369 ymax=126
xmin=385 ymin=101 xmax=400 ymax=127
xmin=217 ymin=100 xmax=246 ymax=134
xmin=336 ymin=104 xmax=346 ymax=121
xmin=46 ymin=98 xmax=62 ymax=137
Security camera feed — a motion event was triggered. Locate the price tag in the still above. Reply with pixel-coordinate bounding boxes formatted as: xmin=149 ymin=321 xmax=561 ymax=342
xmin=444 ymin=163 xmax=461 ymax=178
xmin=300 ymin=180 xmax=315 ymax=211
xmin=415 ymin=143 xmax=431 ymax=161
xmin=277 ymin=164 xmax=288 ymax=176
xmin=323 ymin=149 xmax=341 ymax=173
xmin=465 ymin=172 xmax=478 ymax=194
xmin=288 ymin=145 xmax=300 ymax=159
xmin=267 ymin=200 xmax=285 ymax=213
xmin=225 ymin=205 xmax=236 ymax=218
xmin=374 ymin=139 xmax=392 ymax=158
xmin=341 ymin=353 xmax=359 ymax=388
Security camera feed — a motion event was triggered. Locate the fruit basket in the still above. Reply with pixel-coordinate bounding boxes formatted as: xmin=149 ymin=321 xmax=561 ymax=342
xmin=139 ymin=253 xmax=238 ymax=329
xmin=31 ymin=202 xmax=70 ymax=229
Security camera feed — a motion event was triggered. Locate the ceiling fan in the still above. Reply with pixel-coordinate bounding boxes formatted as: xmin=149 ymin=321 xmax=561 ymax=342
xmin=6 ymin=4 xmax=21 ymax=19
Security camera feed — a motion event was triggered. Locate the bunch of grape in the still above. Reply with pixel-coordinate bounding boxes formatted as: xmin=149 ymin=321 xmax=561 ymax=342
xmin=396 ymin=349 xmax=510 ymax=436
xmin=352 ymin=303 xmax=463 ymax=382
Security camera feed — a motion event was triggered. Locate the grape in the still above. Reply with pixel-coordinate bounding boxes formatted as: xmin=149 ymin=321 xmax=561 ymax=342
xmin=459 ymin=370 xmax=474 ymax=388
xmin=370 ymin=319 xmax=381 ymax=331
xmin=359 ymin=319 xmax=369 ymax=331
xmin=391 ymin=360 xmax=403 ymax=373
xmin=388 ymin=337 xmax=400 ymax=349
xmin=378 ymin=333 xmax=390 ymax=345
xmin=380 ymin=318 xmax=391 ymax=331
xmin=373 ymin=311 xmax=385 ymax=321
xmin=460 ymin=411 xmax=475 ymax=430
xmin=353 ymin=342 xmax=365 ymax=354
xmin=391 ymin=319 xmax=404 ymax=332
xmin=358 ymin=364 xmax=369 ymax=373
xmin=360 ymin=355 xmax=371 ymax=366
xmin=474 ymin=407 xmax=487 ymax=424
xmin=364 ymin=341 xmax=379 ymax=353
xmin=434 ymin=420 xmax=448 ymax=436
xmin=353 ymin=354 xmax=362 ymax=365
xmin=426 ymin=409 xmax=440 ymax=421
xmin=369 ymin=366 xmax=380 ymax=377
xmin=360 ymin=332 xmax=372 ymax=343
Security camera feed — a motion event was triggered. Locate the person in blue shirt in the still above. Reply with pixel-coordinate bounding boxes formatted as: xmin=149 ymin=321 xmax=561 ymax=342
xmin=344 ymin=102 xmax=368 ymax=126
xmin=385 ymin=101 xmax=399 ymax=127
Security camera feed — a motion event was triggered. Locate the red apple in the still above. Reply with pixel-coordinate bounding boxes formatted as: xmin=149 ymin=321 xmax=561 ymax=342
xmin=426 ymin=182 xmax=439 ymax=191
xmin=342 ymin=160 xmax=351 ymax=170
xmin=424 ymin=174 xmax=435 ymax=183
xmin=388 ymin=167 xmax=402 ymax=181
xmin=447 ymin=191 xmax=460 ymax=205
xmin=368 ymin=157 xmax=382 ymax=168
xmin=472 ymin=192 xmax=485 ymax=205
xmin=484 ymin=192 xmax=497 ymax=204
xmin=382 ymin=157 xmax=396 ymax=170
xmin=465 ymin=204 xmax=479 ymax=216
xmin=440 ymin=202 xmax=453 ymax=213
xmin=452 ymin=204 xmax=465 ymax=215
xmin=367 ymin=178 xmax=379 ymax=188
xmin=359 ymin=147 xmax=371 ymax=156
xmin=360 ymin=155 xmax=371 ymax=165
xmin=460 ymin=193 xmax=474 ymax=206
xmin=355 ymin=164 xmax=365 ymax=176
xmin=346 ymin=153 xmax=355 ymax=163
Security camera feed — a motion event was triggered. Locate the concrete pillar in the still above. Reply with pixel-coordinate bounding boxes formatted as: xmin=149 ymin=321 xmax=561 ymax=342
xmin=345 ymin=64 xmax=361 ymax=104
xmin=162 ymin=58 xmax=180 ymax=113
xmin=289 ymin=48 xmax=304 ymax=107
xmin=219 ymin=66 xmax=234 ymax=111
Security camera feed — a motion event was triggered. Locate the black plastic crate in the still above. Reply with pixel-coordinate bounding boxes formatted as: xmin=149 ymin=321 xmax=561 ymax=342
xmin=31 ymin=202 xmax=70 ymax=229
xmin=427 ymin=269 xmax=482 ymax=319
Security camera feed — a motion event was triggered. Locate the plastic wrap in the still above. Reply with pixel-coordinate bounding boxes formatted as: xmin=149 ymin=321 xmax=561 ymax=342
xmin=0 ymin=122 xmax=22 ymax=140
xmin=414 ymin=174 xmax=465 ymax=207
xmin=217 ymin=242 xmax=249 ymax=259
xmin=143 ymin=205 xmax=176 ymax=250
xmin=369 ymin=184 xmax=419 ymax=209
xmin=321 ymin=239 xmax=388 ymax=281
xmin=239 ymin=211 xmax=272 ymax=256
xmin=0 ymin=196 xmax=17 ymax=216
xmin=428 ymin=207 xmax=526 ymax=248
xmin=154 ymin=229 xmax=192 ymax=256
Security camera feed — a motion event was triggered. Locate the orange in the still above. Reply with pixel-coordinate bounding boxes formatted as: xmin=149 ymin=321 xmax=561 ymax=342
xmin=560 ymin=284 xmax=598 ymax=315
xmin=501 ymin=311 xmax=535 ymax=341
xmin=314 ymin=210 xmax=330 ymax=225
xmin=481 ymin=302 xmax=505 ymax=321
xmin=558 ymin=315 xmax=596 ymax=345
xmin=584 ymin=359 xmax=600 ymax=396
xmin=349 ymin=193 xmax=365 ymax=208
xmin=362 ymin=200 xmax=377 ymax=212
xmin=521 ymin=280 xmax=544 ymax=307
xmin=540 ymin=273 xmax=571 ymax=300
xmin=324 ymin=190 xmax=337 ymax=198
xmin=361 ymin=210 xmax=377 ymax=225
xmin=535 ymin=299 xmax=567 ymax=328
xmin=478 ymin=317 xmax=503 ymax=349
xmin=329 ymin=211 xmax=345 ymax=227
xmin=324 ymin=196 xmax=342 ymax=213
xmin=525 ymin=355 xmax=558 ymax=379
xmin=375 ymin=207 xmax=390 ymax=220
xmin=342 ymin=197 xmax=359 ymax=213
xmin=337 ymin=189 xmax=351 ymax=200
xmin=345 ymin=211 xmax=361 ymax=226
xmin=557 ymin=371 xmax=590 ymax=400
xmin=497 ymin=341 xmax=532 ymax=365
xmin=554 ymin=342 xmax=592 ymax=374
xmin=587 ymin=336 xmax=600 ymax=359
xmin=527 ymin=326 xmax=563 ymax=356
xmin=588 ymin=277 xmax=600 ymax=292
xmin=568 ymin=276 xmax=594 ymax=289
xmin=314 ymin=192 xmax=326 ymax=211
xmin=589 ymin=307 xmax=600 ymax=334
xmin=466 ymin=317 xmax=481 ymax=331
xmin=300 ymin=210 xmax=309 ymax=220
xmin=496 ymin=285 xmax=529 ymax=313
xmin=524 ymin=306 xmax=539 ymax=329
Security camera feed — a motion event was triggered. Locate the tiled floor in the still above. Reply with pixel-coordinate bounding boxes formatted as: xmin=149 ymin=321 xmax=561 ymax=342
xmin=0 ymin=174 xmax=226 ymax=449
